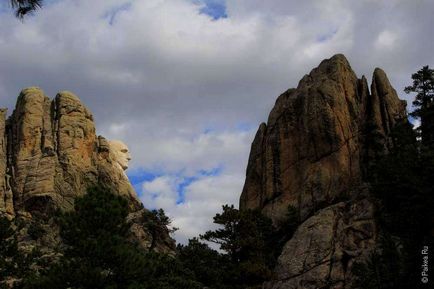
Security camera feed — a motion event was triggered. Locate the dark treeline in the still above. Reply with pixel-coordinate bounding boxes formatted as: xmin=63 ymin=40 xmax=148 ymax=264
xmin=0 ymin=188 xmax=298 ymax=289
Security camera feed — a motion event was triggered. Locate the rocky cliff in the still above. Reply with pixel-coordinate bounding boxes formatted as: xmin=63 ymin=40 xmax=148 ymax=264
xmin=0 ymin=88 xmax=175 ymax=254
xmin=240 ymin=54 xmax=407 ymax=288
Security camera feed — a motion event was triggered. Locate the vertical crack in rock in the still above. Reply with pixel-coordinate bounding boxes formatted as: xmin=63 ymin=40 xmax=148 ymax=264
xmin=0 ymin=88 xmax=176 ymax=255
xmin=240 ymin=54 xmax=407 ymax=288
xmin=0 ymin=108 xmax=13 ymax=217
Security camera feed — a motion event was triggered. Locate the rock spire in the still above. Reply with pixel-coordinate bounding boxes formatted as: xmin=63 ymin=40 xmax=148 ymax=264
xmin=240 ymin=54 xmax=407 ymax=288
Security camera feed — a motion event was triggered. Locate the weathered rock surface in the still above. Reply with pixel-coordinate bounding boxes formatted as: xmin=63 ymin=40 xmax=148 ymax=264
xmin=0 ymin=108 xmax=14 ymax=216
xmin=264 ymin=199 xmax=376 ymax=289
xmin=239 ymin=54 xmax=407 ymax=288
xmin=0 ymin=88 xmax=175 ymax=254
xmin=240 ymin=54 xmax=406 ymax=223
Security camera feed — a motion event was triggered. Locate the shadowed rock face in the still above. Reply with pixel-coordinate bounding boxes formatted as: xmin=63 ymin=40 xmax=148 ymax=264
xmin=240 ymin=54 xmax=406 ymax=223
xmin=264 ymin=198 xmax=377 ymax=289
xmin=240 ymin=54 xmax=407 ymax=288
xmin=0 ymin=109 xmax=13 ymax=216
xmin=0 ymin=88 xmax=175 ymax=254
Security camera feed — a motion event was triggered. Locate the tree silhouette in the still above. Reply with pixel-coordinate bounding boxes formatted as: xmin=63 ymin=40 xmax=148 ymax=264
xmin=405 ymin=65 xmax=434 ymax=145
xmin=21 ymin=187 xmax=200 ymax=289
xmin=9 ymin=0 xmax=43 ymax=18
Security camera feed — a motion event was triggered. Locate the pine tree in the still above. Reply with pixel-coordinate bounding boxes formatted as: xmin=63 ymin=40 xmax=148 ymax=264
xmin=405 ymin=65 xmax=434 ymax=146
xmin=354 ymin=114 xmax=434 ymax=288
xmin=142 ymin=209 xmax=177 ymax=251
xmin=9 ymin=0 xmax=43 ymax=18
xmin=177 ymin=238 xmax=226 ymax=289
xmin=0 ymin=216 xmax=42 ymax=288
xmin=21 ymin=187 xmax=200 ymax=289
xmin=200 ymin=205 xmax=277 ymax=288
xmin=0 ymin=216 xmax=19 ymax=286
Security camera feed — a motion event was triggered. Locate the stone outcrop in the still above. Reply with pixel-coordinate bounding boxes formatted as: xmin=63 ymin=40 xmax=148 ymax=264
xmin=264 ymin=199 xmax=376 ymax=289
xmin=239 ymin=54 xmax=407 ymax=288
xmin=0 ymin=88 xmax=175 ymax=254
xmin=0 ymin=109 xmax=14 ymax=216
xmin=240 ymin=54 xmax=406 ymax=223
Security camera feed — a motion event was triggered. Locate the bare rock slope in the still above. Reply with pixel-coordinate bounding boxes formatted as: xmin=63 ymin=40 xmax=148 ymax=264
xmin=240 ymin=54 xmax=407 ymax=288
xmin=0 ymin=88 xmax=174 ymax=254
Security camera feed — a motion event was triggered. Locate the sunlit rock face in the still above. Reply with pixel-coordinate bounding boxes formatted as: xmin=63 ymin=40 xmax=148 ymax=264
xmin=0 ymin=88 xmax=175 ymax=254
xmin=0 ymin=88 xmax=141 ymax=213
xmin=240 ymin=54 xmax=406 ymax=224
xmin=109 ymin=140 xmax=132 ymax=171
xmin=240 ymin=54 xmax=407 ymax=289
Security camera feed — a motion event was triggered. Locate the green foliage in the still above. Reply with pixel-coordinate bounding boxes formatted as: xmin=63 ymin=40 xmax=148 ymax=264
xmin=27 ymin=221 xmax=45 ymax=240
xmin=142 ymin=209 xmax=177 ymax=250
xmin=405 ymin=65 xmax=434 ymax=115
xmin=352 ymin=236 xmax=402 ymax=289
xmin=21 ymin=187 xmax=200 ymax=289
xmin=23 ymin=251 xmax=201 ymax=289
xmin=368 ymin=121 xmax=427 ymax=237
xmin=192 ymin=204 xmax=298 ymax=289
xmin=142 ymin=252 xmax=201 ymax=289
xmin=201 ymin=205 xmax=273 ymax=264
xmin=0 ymin=216 xmax=18 ymax=280
xmin=177 ymin=238 xmax=226 ymax=288
xmin=374 ymin=120 xmax=434 ymax=239
xmin=5 ymin=194 xmax=297 ymax=289
xmin=353 ymin=72 xmax=434 ymax=288
xmin=405 ymin=65 xmax=434 ymax=145
xmin=0 ymin=216 xmax=41 ymax=288
xmin=58 ymin=186 xmax=130 ymax=259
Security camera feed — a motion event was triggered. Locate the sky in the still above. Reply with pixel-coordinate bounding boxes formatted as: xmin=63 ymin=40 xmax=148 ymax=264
xmin=0 ymin=0 xmax=433 ymax=244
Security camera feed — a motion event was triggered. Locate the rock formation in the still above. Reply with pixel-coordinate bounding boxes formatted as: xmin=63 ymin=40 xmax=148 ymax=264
xmin=0 ymin=88 xmax=174 ymax=254
xmin=109 ymin=140 xmax=132 ymax=171
xmin=0 ymin=109 xmax=14 ymax=216
xmin=240 ymin=54 xmax=407 ymax=288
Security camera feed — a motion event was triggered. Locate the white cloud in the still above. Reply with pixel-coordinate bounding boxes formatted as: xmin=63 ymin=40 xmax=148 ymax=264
xmin=141 ymin=176 xmax=180 ymax=209
xmin=375 ymin=30 xmax=398 ymax=49
xmin=140 ymin=173 xmax=243 ymax=244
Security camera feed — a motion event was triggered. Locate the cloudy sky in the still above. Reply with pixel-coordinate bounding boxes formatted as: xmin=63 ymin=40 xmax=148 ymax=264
xmin=0 ymin=0 xmax=433 ymax=243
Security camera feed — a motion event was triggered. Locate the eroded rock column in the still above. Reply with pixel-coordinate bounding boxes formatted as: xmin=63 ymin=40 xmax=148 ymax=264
xmin=0 ymin=108 xmax=14 ymax=217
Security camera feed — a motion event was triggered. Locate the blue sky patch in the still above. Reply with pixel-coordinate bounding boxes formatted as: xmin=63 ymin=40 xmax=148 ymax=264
xmin=316 ymin=28 xmax=338 ymax=43
xmin=131 ymin=166 xmax=223 ymax=207
xmin=198 ymin=0 xmax=227 ymax=20
xmin=199 ymin=166 xmax=222 ymax=176
xmin=408 ymin=116 xmax=419 ymax=127
xmin=127 ymin=168 xmax=160 ymax=194
xmin=203 ymin=127 xmax=214 ymax=134
xmin=175 ymin=167 xmax=222 ymax=204
xmin=235 ymin=122 xmax=254 ymax=132
xmin=176 ymin=176 xmax=198 ymax=204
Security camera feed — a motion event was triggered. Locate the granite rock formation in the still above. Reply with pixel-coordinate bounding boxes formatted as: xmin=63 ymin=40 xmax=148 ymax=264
xmin=0 ymin=88 xmax=175 ymax=254
xmin=240 ymin=54 xmax=407 ymax=288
